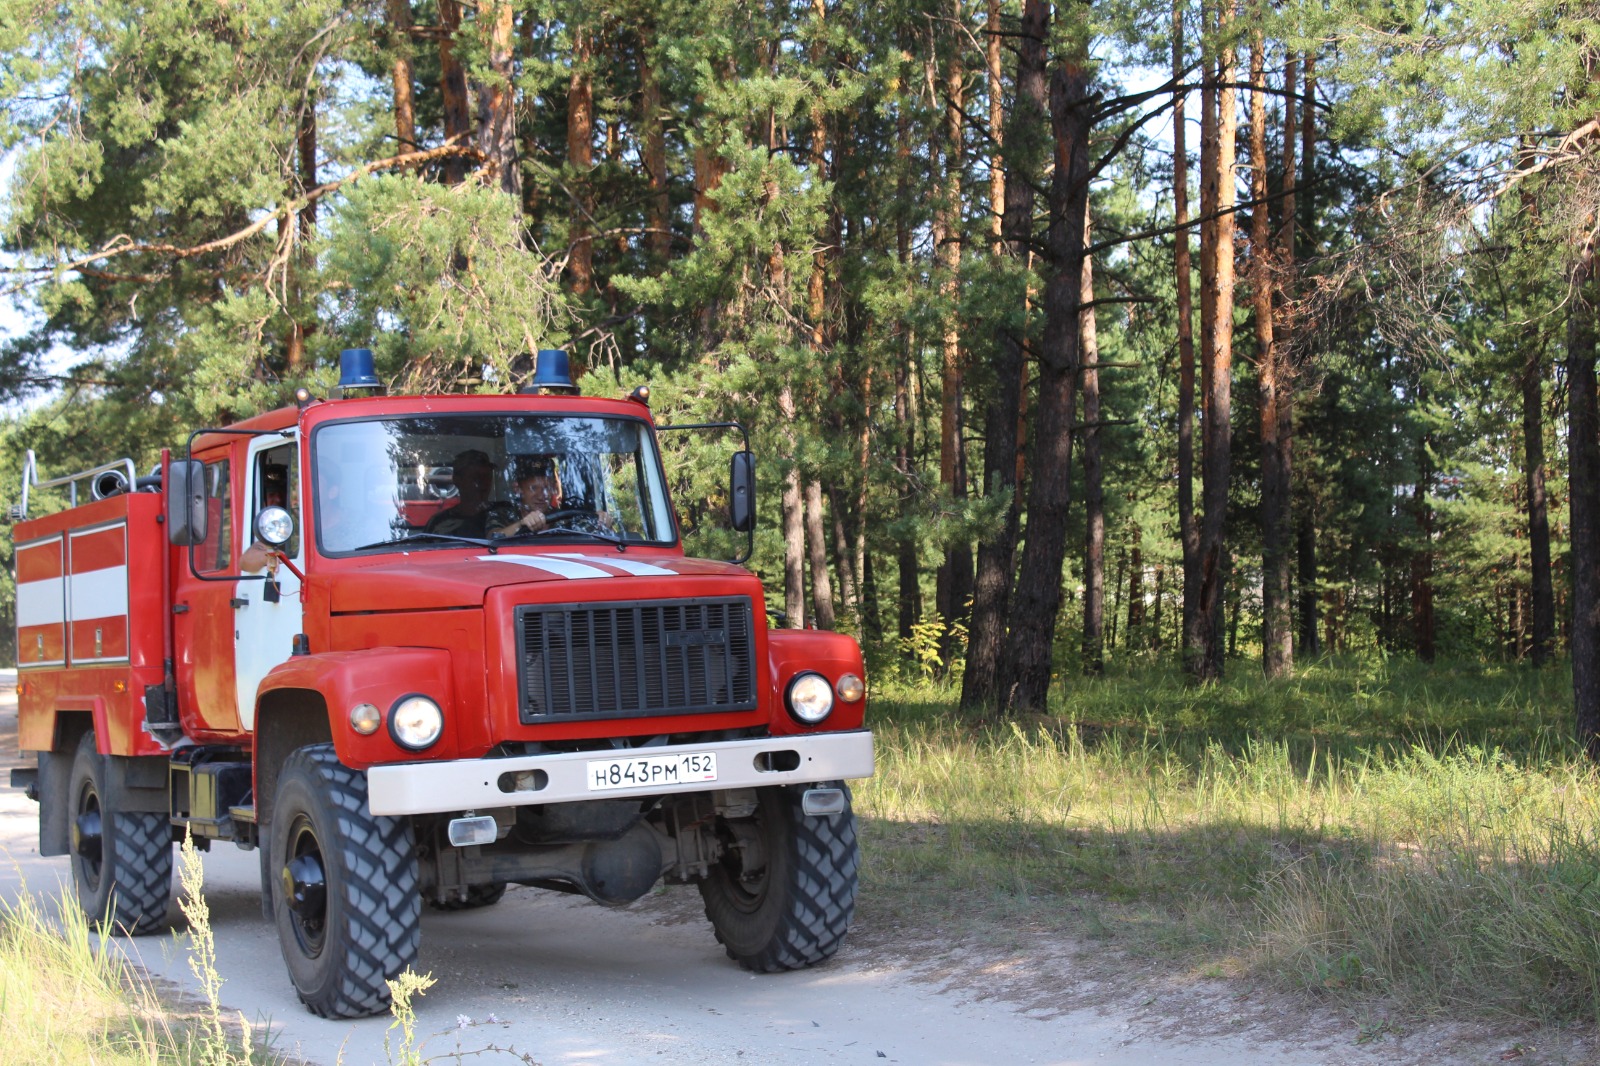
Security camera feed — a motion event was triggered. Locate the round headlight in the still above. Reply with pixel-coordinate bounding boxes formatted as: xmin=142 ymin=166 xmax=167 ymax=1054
xmin=349 ymin=702 xmax=381 ymax=735
xmin=785 ymin=672 xmax=835 ymax=725
xmin=389 ymin=695 xmax=443 ymax=750
xmin=255 ymin=505 xmax=295 ymax=547
xmin=836 ymin=673 xmax=865 ymax=703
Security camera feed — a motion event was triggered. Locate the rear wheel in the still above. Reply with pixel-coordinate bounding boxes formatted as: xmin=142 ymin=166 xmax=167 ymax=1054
xmin=68 ymin=731 xmax=172 ymax=934
xmin=698 ymin=783 xmax=859 ymax=972
xmin=269 ymin=744 xmax=420 ymax=1018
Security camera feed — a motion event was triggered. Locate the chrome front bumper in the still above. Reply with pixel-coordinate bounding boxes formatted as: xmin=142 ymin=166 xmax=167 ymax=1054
xmin=365 ymin=729 xmax=875 ymax=816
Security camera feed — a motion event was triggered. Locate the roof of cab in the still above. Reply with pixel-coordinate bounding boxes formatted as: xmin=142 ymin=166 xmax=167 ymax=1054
xmin=188 ymin=391 xmax=654 ymax=454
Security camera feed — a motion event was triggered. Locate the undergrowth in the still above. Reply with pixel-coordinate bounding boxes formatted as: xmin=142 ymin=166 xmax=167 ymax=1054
xmin=854 ymin=654 xmax=1600 ymax=1024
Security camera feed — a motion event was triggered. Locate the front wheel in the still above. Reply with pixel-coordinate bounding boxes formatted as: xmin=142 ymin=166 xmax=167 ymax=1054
xmin=697 ymin=783 xmax=860 ymax=972
xmin=68 ymin=731 xmax=172 ymax=934
xmin=269 ymin=744 xmax=420 ymax=1018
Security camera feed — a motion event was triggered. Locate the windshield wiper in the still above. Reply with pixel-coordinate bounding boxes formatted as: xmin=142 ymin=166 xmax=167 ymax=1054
xmin=500 ymin=526 xmax=629 ymax=551
xmin=350 ymin=531 xmax=499 ymax=552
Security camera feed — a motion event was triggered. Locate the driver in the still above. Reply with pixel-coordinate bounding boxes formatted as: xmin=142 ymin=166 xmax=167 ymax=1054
xmin=426 ymin=448 xmax=497 ymax=537
xmin=493 ymin=454 xmax=564 ymax=536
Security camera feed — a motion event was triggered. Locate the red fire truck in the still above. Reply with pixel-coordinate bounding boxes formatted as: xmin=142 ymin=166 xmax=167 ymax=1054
xmin=8 ymin=349 xmax=872 ymax=1018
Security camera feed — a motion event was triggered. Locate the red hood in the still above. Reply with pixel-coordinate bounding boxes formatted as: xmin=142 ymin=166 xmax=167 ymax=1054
xmin=327 ymin=550 xmax=754 ymax=612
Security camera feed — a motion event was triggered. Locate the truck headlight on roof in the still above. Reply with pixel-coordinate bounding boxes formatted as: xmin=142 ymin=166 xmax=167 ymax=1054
xmin=785 ymin=672 xmax=835 ymax=725
xmin=389 ymin=695 xmax=443 ymax=750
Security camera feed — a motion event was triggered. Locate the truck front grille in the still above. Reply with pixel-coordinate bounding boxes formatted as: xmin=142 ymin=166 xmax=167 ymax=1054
xmin=516 ymin=597 xmax=758 ymax=722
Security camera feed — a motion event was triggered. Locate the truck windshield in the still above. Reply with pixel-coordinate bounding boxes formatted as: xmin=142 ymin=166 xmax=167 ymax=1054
xmin=312 ymin=414 xmax=675 ymax=555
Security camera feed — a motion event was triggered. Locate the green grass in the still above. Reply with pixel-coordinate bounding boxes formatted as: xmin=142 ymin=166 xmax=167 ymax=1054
xmin=854 ymin=654 xmax=1600 ymax=1024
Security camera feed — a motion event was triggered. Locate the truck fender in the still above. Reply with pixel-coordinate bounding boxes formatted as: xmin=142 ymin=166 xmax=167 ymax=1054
xmin=253 ymin=648 xmax=459 ymax=827
xmin=766 ymin=629 xmax=868 ymax=735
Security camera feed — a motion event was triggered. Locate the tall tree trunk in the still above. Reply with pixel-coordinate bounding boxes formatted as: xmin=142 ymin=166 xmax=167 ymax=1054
xmin=935 ymin=4 xmax=973 ymax=666
xmin=778 ymin=388 xmax=808 ymax=627
xmin=804 ymin=480 xmax=836 ymax=629
xmin=568 ymin=26 xmax=595 ymax=295
xmin=1195 ymin=0 xmax=1236 ymax=681
xmin=284 ymin=98 xmax=317 ymax=372
xmin=1174 ymin=0 xmax=1201 ymax=675
xmin=640 ymin=26 xmax=670 ymax=267
xmin=1252 ymin=29 xmax=1291 ymax=677
xmin=477 ymin=0 xmax=519 ymax=198
xmin=1519 ymin=141 xmax=1554 ymax=666
xmin=438 ymin=0 xmax=470 ymax=185
xmin=1080 ymin=201 xmax=1106 ymax=674
xmin=1000 ymin=50 xmax=1092 ymax=712
xmin=1525 ymin=341 xmax=1554 ymax=665
xmin=388 ymin=0 xmax=417 ymax=151
xmin=894 ymin=109 xmax=921 ymax=642
xmin=961 ymin=0 xmax=1049 ymax=714
xmin=1568 ymin=244 xmax=1600 ymax=756
xmin=1127 ymin=524 xmax=1146 ymax=647
xmin=987 ymin=0 xmax=1004 ymax=251
xmin=1295 ymin=51 xmax=1319 ymax=657
xmin=1412 ymin=416 xmax=1436 ymax=662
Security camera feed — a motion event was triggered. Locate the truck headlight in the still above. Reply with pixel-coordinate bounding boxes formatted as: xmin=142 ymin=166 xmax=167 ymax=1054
xmin=836 ymin=673 xmax=865 ymax=702
xmin=785 ymin=672 xmax=835 ymax=725
xmin=254 ymin=505 xmax=295 ymax=547
xmin=389 ymin=695 xmax=443 ymax=750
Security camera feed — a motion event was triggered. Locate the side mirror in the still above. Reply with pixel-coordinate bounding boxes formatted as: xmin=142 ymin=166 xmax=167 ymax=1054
xmin=166 ymin=460 xmax=208 ymax=546
xmin=729 ymin=451 xmax=754 ymax=533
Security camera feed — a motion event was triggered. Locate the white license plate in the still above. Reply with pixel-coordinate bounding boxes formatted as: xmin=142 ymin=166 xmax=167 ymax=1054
xmin=587 ymin=751 xmax=718 ymax=792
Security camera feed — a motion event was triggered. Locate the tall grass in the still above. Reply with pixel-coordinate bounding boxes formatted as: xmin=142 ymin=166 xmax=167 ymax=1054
xmin=0 ymin=881 xmax=177 ymax=1065
xmin=855 ymin=655 xmax=1600 ymax=1022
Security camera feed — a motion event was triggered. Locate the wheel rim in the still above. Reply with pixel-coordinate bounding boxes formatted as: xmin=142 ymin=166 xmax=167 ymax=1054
xmin=282 ymin=814 xmax=329 ymax=958
xmin=72 ymin=781 xmax=104 ymax=891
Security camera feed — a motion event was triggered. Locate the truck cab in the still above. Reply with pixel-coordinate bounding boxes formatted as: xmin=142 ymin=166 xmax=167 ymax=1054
xmin=12 ymin=349 xmax=872 ymax=1018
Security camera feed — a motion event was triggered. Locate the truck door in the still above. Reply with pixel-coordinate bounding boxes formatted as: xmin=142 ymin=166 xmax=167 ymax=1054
xmin=232 ymin=437 xmax=305 ymax=731
xmin=173 ymin=454 xmax=242 ymax=733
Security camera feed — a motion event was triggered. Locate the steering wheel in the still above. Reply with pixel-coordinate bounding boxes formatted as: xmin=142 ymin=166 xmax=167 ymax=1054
xmin=539 ymin=507 xmax=605 ymax=532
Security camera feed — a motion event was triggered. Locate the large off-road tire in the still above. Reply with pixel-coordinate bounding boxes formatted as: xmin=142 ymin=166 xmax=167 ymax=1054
xmin=269 ymin=744 xmax=420 ymax=1019
xmin=68 ymin=731 xmax=172 ymax=935
xmin=697 ymin=782 xmax=859 ymax=972
xmin=428 ymin=881 xmax=508 ymax=912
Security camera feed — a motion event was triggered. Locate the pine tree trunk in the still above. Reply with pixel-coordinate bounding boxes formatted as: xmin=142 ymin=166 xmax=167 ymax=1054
xmin=804 ymin=480 xmax=836 ymax=630
xmin=438 ymin=0 xmax=470 ymax=185
xmin=961 ymin=0 xmax=1049 ymax=714
xmin=1525 ymin=344 xmax=1554 ymax=665
xmin=388 ymin=0 xmax=417 ymax=151
xmin=987 ymin=0 xmax=1004 ymax=251
xmin=935 ymin=4 xmax=973 ymax=666
xmin=1251 ymin=30 xmax=1291 ymax=678
xmin=1295 ymin=51 xmax=1319 ymax=658
xmin=475 ymin=0 xmax=519 ymax=198
xmin=1195 ymin=1 xmax=1236 ymax=681
xmin=568 ymin=26 xmax=594 ymax=295
xmin=1001 ymin=53 xmax=1092 ymax=712
xmin=1412 ymin=419 xmax=1436 ymax=662
xmin=1519 ymin=141 xmax=1554 ymax=666
xmin=1081 ymin=203 xmax=1106 ymax=675
xmin=1129 ymin=526 xmax=1147 ymax=646
xmin=1173 ymin=0 xmax=1201 ymax=676
xmin=1568 ymin=245 xmax=1600 ymax=756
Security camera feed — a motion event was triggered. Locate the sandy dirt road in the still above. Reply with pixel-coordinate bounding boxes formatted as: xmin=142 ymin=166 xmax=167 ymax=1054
xmin=0 ymin=679 xmax=1515 ymax=1066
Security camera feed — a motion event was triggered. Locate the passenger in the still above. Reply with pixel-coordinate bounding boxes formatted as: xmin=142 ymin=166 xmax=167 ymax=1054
xmin=425 ymin=448 xmax=498 ymax=538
